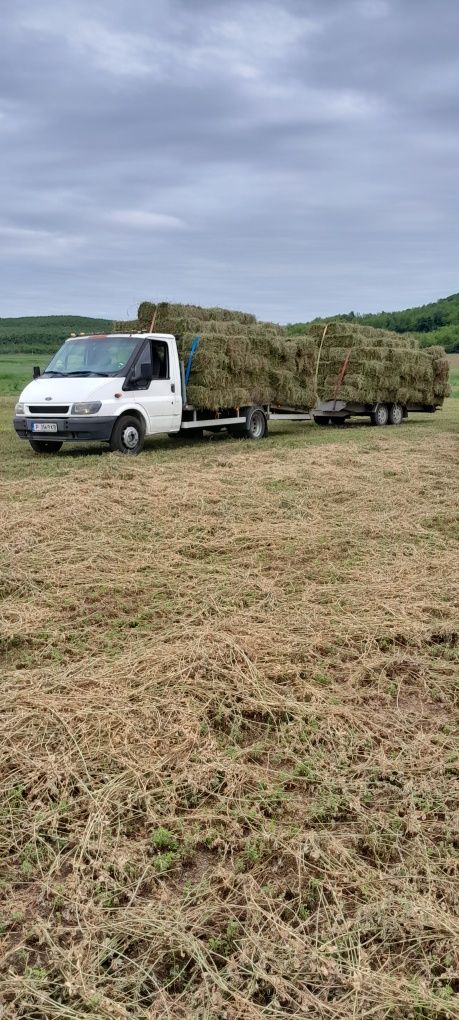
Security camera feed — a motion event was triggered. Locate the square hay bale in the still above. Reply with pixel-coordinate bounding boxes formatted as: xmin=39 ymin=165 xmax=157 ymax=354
xmin=137 ymin=301 xmax=257 ymax=330
xmin=112 ymin=303 xmax=312 ymax=410
xmin=112 ymin=319 xmax=143 ymax=334
xmin=180 ymin=328 xmax=316 ymax=410
xmin=310 ymin=324 xmax=449 ymax=406
xmin=308 ymin=322 xmax=419 ymax=350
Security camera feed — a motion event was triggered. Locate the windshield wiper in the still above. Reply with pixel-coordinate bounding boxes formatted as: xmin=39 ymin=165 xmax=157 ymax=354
xmin=65 ymin=370 xmax=110 ymax=377
xmin=42 ymin=370 xmax=67 ymax=377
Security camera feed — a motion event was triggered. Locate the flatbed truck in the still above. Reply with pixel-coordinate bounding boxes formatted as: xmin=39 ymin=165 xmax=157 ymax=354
xmin=13 ymin=332 xmax=311 ymax=455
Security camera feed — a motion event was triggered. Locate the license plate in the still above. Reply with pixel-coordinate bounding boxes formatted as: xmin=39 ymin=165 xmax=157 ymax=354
xmin=32 ymin=422 xmax=58 ymax=433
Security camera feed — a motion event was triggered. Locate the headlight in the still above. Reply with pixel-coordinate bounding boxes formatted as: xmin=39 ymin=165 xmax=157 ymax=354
xmin=71 ymin=402 xmax=102 ymax=415
xmin=15 ymin=402 xmax=25 ymax=415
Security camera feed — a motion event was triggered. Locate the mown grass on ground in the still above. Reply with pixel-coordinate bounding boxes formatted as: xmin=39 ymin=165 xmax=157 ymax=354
xmin=0 ymin=358 xmax=458 ymax=1019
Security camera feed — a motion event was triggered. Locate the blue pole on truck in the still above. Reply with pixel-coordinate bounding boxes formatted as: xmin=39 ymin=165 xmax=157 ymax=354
xmin=185 ymin=336 xmax=201 ymax=385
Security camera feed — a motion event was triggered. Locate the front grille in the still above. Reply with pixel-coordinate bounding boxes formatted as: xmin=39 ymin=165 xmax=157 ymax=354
xmin=28 ymin=405 xmax=69 ymax=414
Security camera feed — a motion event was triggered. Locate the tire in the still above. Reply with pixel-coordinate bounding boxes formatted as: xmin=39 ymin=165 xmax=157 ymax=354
xmin=371 ymin=403 xmax=389 ymax=427
xmin=314 ymin=416 xmax=331 ymax=426
xmin=388 ymin=403 xmax=404 ymax=426
xmin=245 ymin=407 xmax=267 ymax=440
xmin=29 ymin=440 xmax=63 ymax=454
xmin=110 ymin=415 xmax=145 ymax=455
xmin=331 ymin=417 xmax=346 ymax=427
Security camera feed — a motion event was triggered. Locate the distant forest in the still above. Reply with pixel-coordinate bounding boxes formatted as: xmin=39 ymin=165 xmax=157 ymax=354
xmin=288 ymin=292 xmax=459 ymax=351
xmin=0 ymin=316 xmax=112 ymax=354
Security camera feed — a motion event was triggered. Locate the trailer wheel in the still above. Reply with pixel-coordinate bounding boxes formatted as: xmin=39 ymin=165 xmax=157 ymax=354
xmin=388 ymin=403 xmax=403 ymax=426
xmin=245 ymin=407 xmax=267 ymax=440
xmin=29 ymin=440 xmax=63 ymax=454
xmin=314 ymin=416 xmax=331 ymax=426
xmin=110 ymin=414 xmax=145 ymax=454
xmin=371 ymin=403 xmax=389 ymax=427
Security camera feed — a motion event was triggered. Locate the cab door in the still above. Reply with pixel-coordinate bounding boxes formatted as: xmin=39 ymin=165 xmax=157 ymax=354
xmin=125 ymin=339 xmax=179 ymax=434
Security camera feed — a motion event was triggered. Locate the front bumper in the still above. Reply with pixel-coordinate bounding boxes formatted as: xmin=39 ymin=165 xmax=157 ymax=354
xmin=13 ymin=416 xmax=115 ymax=443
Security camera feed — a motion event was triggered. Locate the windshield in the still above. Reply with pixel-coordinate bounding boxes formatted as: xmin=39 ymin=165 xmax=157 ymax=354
xmin=44 ymin=336 xmax=141 ymax=377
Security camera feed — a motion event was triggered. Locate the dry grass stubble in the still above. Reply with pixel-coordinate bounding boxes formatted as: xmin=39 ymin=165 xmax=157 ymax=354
xmin=1 ymin=431 xmax=459 ymax=1018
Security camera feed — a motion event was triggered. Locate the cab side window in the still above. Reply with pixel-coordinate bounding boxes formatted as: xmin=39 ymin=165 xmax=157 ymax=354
xmin=125 ymin=340 xmax=170 ymax=389
xmin=152 ymin=341 xmax=169 ymax=380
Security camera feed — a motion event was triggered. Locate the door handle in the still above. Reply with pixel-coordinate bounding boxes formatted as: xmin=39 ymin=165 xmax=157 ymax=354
xmin=171 ymin=383 xmax=175 ymax=393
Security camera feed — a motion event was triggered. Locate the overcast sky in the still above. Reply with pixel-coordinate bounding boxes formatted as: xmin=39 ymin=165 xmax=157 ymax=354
xmin=1 ymin=0 xmax=458 ymax=322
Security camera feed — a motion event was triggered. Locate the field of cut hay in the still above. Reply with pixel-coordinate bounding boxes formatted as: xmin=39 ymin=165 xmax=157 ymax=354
xmin=0 ymin=372 xmax=459 ymax=1020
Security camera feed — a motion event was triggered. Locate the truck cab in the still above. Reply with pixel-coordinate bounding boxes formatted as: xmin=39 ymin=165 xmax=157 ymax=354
xmin=13 ymin=333 xmax=183 ymax=454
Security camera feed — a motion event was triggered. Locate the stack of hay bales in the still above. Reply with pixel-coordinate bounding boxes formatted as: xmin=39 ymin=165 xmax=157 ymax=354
xmin=137 ymin=301 xmax=258 ymax=330
xmin=113 ymin=302 xmax=316 ymax=410
xmin=307 ymin=322 xmax=450 ymax=406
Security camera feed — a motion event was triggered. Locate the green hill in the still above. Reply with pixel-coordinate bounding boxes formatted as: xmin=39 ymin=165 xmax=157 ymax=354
xmin=288 ymin=293 xmax=459 ymax=352
xmin=3 ymin=295 xmax=459 ymax=354
xmin=0 ymin=315 xmax=112 ymax=354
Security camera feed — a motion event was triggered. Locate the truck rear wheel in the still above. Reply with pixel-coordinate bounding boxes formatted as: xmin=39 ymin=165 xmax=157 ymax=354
xmin=371 ymin=404 xmax=389 ymax=427
xmin=29 ymin=440 xmax=63 ymax=454
xmin=110 ymin=415 xmax=145 ymax=455
xmin=388 ymin=403 xmax=403 ymax=425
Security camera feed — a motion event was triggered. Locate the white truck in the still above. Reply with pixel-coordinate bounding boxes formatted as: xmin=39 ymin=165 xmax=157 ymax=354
xmin=13 ymin=332 xmax=311 ymax=455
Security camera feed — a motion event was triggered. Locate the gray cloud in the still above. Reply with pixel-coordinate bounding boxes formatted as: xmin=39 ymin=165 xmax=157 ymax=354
xmin=0 ymin=0 xmax=458 ymax=321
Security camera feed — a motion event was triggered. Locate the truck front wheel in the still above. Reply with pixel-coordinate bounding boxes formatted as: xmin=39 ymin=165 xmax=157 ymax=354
xmin=371 ymin=404 xmax=389 ymax=427
xmin=110 ymin=415 xmax=145 ymax=455
xmin=29 ymin=440 xmax=63 ymax=454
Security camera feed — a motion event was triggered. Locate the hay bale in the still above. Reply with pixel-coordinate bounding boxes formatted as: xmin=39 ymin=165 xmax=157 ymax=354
xmin=112 ymin=319 xmax=143 ymax=333
xmin=179 ymin=329 xmax=315 ymax=410
xmin=310 ymin=323 xmax=449 ymax=406
xmin=137 ymin=301 xmax=257 ymax=330
xmin=426 ymin=347 xmax=451 ymax=399
xmin=112 ymin=304 xmax=449 ymax=411
xmin=176 ymin=320 xmax=283 ymax=338
xmin=111 ymin=303 xmax=308 ymax=410
xmin=308 ymin=322 xmax=419 ymax=350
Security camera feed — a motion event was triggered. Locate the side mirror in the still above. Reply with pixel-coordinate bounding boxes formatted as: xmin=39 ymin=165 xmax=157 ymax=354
xmin=33 ymin=366 xmax=41 ymax=379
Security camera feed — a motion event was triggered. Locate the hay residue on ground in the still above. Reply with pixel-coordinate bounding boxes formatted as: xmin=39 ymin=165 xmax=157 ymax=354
xmin=1 ymin=414 xmax=458 ymax=1019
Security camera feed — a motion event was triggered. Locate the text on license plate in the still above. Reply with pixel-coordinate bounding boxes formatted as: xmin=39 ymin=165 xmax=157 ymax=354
xmin=32 ymin=422 xmax=58 ymax=433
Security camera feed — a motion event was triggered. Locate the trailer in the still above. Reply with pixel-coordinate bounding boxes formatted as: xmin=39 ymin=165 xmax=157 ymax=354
xmin=313 ymin=398 xmax=439 ymax=427
xmin=13 ymin=332 xmax=311 ymax=455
